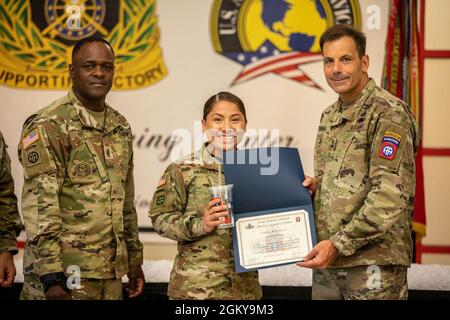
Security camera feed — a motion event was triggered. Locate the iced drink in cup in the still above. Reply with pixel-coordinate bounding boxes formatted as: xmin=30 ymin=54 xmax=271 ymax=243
xmin=207 ymin=184 xmax=234 ymax=229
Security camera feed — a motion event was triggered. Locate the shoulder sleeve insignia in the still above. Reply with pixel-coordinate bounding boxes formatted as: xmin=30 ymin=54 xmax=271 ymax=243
xmin=25 ymin=146 xmax=42 ymax=167
xmin=379 ymin=131 xmax=401 ymax=160
xmin=155 ymin=195 xmax=166 ymax=207
xmin=20 ymin=126 xmax=58 ymax=179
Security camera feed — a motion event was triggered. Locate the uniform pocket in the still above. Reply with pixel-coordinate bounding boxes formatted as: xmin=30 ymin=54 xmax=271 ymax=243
xmin=105 ymin=128 xmax=132 ymax=181
xmin=21 ymin=181 xmax=39 ymax=241
xmin=191 ymin=174 xmax=213 ymax=216
xmin=67 ymin=141 xmax=103 ymax=190
xmin=119 ymin=140 xmax=131 ymax=181
xmin=336 ymin=132 xmax=369 ymax=192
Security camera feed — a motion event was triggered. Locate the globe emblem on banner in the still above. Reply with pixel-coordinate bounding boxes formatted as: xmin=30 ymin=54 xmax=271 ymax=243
xmin=0 ymin=0 xmax=167 ymax=90
xmin=211 ymin=0 xmax=361 ymax=89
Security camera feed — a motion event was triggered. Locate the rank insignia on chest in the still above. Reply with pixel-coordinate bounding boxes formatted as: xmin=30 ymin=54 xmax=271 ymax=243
xmin=379 ymin=131 xmax=401 ymax=160
xmin=104 ymin=146 xmax=116 ymax=161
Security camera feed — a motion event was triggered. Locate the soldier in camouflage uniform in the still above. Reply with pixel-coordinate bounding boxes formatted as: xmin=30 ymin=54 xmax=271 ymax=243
xmin=18 ymin=37 xmax=144 ymax=300
xmin=0 ymin=130 xmax=22 ymax=287
xmin=149 ymin=92 xmax=262 ymax=300
xmin=299 ymin=25 xmax=417 ymax=300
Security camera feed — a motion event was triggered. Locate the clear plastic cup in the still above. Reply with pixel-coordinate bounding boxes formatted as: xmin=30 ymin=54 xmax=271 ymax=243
xmin=207 ymin=184 xmax=234 ymax=229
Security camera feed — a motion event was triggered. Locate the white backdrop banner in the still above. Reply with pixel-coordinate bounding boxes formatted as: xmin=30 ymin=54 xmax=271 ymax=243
xmin=0 ymin=0 xmax=389 ymax=229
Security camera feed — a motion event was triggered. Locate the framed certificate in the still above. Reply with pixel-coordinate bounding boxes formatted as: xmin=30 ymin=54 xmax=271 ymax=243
xmin=235 ymin=209 xmax=314 ymax=270
xmin=232 ymin=205 xmax=316 ymax=273
xmin=222 ymin=147 xmax=317 ymax=273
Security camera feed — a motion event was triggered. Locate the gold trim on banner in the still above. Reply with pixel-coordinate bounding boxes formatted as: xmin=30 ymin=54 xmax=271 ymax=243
xmin=210 ymin=0 xmax=222 ymax=52
xmin=350 ymin=0 xmax=362 ymax=30
xmin=0 ymin=0 xmax=167 ymax=90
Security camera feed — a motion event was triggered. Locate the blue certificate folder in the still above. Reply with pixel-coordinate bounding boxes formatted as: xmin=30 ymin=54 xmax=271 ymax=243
xmin=222 ymin=147 xmax=317 ymax=273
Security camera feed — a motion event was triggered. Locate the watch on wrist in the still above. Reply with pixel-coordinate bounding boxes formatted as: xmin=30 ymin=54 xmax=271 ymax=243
xmin=40 ymin=272 xmax=70 ymax=293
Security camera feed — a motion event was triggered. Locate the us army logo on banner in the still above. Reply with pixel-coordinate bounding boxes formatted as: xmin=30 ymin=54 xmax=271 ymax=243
xmin=0 ymin=0 xmax=167 ymax=90
xmin=211 ymin=0 xmax=361 ymax=89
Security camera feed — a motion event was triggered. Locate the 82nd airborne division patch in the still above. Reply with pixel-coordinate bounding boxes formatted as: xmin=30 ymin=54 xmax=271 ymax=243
xmin=379 ymin=131 xmax=401 ymax=161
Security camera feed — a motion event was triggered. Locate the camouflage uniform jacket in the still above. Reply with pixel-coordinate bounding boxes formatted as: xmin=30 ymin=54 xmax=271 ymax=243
xmin=314 ymin=79 xmax=418 ymax=268
xmin=149 ymin=144 xmax=262 ymax=299
xmin=18 ymin=89 xmax=143 ymax=279
xmin=0 ymin=131 xmax=22 ymax=254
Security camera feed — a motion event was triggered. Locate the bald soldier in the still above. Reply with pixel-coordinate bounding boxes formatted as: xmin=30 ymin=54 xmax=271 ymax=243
xmin=18 ymin=37 xmax=144 ymax=300
xmin=299 ymin=25 xmax=417 ymax=300
xmin=0 ymin=130 xmax=22 ymax=288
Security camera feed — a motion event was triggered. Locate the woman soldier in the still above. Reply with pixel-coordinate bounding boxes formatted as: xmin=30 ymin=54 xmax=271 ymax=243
xmin=148 ymin=92 xmax=262 ymax=300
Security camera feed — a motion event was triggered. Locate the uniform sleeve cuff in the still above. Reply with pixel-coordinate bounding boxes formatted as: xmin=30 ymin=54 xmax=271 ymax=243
xmin=191 ymin=217 xmax=208 ymax=238
xmin=128 ymin=251 xmax=144 ymax=266
xmin=35 ymin=259 xmax=64 ymax=277
xmin=0 ymin=244 xmax=18 ymax=255
xmin=330 ymin=231 xmax=356 ymax=257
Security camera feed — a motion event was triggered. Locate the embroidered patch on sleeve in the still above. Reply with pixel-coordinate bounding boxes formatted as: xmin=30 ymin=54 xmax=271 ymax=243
xmin=379 ymin=131 xmax=401 ymax=160
xmin=25 ymin=146 xmax=42 ymax=167
xmin=22 ymin=129 xmax=40 ymax=149
xmin=155 ymin=195 xmax=166 ymax=207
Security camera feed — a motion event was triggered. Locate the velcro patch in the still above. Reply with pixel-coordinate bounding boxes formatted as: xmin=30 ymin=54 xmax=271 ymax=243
xmin=22 ymin=129 xmax=40 ymax=149
xmin=379 ymin=131 xmax=401 ymax=160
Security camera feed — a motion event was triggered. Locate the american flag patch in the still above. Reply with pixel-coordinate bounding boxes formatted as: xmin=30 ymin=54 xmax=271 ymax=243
xmin=22 ymin=129 xmax=39 ymax=149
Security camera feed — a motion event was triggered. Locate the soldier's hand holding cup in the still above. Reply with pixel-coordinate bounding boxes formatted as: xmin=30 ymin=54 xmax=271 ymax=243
xmin=202 ymin=198 xmax=229 ymax=233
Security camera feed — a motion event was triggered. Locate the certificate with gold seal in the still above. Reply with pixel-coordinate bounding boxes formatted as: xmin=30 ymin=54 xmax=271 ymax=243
xmin=236 ymin=209 xmax=313 ymax=270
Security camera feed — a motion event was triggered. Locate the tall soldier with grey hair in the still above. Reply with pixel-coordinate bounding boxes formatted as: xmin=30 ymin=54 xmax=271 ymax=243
xmin=299 ymin=24 xmax=417 ymax=300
